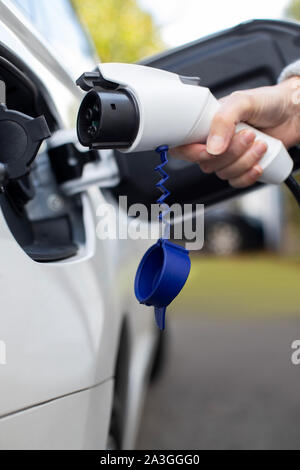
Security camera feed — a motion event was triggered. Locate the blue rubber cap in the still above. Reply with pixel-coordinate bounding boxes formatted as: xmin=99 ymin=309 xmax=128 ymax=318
xmin=134 ymin=239 xmax=191 ymax=330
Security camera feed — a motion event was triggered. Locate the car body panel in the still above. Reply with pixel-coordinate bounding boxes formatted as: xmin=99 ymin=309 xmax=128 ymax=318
xmin=0 ymin=0 xmax=155 ymax=440
xmin=0 ymin=380 xmax=113 ymax=449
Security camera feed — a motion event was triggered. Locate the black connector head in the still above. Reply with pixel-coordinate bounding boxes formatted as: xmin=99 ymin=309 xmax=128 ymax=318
xmin=77 ymin=89 xmax=139 ymax=150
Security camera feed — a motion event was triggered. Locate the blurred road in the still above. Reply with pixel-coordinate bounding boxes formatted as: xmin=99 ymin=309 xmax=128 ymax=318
xmin=137 ymin=315 xmax=300 ymax=450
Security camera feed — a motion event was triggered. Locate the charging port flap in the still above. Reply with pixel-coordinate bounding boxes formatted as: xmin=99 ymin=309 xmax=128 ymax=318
xmin=0 ymin=84 xmax=50 ymax=185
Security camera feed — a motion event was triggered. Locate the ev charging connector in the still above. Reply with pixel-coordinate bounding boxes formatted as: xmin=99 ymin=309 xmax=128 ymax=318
xmin=76 ymin=63 xmax=300 ymax=329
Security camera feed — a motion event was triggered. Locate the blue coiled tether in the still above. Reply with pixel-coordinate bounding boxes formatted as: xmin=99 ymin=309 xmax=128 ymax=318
xmin=134 ymin=146 xmax=191 ymax=330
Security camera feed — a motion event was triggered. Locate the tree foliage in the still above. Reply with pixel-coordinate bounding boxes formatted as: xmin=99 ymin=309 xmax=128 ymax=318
xmin=71 ymin=0 xmax=164 ymax=62
xmin=286 ymin=0 xmax=300 ymax=20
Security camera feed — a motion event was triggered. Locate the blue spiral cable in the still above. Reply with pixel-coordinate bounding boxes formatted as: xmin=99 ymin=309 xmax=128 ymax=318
xmin=135 ymin=146 xmax=191 ymax=331
xmin=155 ymin=145 xmax=170 ymax=239
xmin=154 ymin=145 xmax=170 ymax=329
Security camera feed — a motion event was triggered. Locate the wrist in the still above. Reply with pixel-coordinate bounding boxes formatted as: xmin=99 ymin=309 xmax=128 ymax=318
xmin=280 ymin=77 xmax=300 ymax=147
xmin=280 ymin=77 xmax=300 ymax=114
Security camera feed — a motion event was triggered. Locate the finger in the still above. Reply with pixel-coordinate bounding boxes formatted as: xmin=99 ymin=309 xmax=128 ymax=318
xmin=229 ymin=164 xmax=263 ymax=188
xmin=207 ymin=92 xmax=254 ymax=155
xmin=216 ymin=140 xmax=267 ymax=180
xmin=169 ymin=143 xmax=208 ymax=163
xmin=200 ymin=129 xmax=255 ymax=174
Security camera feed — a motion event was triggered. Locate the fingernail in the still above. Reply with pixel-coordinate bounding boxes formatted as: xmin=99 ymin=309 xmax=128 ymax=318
xmin=252 ymin=164 xmax=263 ymax=176
xmin=242 ymin=131 xmax=256 ymax=145
xmin=253 ymin=141 xmax=268 ymax=157
xmin=207 ymin=135 xmax=225 ymax=155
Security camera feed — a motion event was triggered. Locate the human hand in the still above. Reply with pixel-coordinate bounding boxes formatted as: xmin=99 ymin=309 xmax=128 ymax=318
xmin=170 ymin=77 xmax=300 ymax=188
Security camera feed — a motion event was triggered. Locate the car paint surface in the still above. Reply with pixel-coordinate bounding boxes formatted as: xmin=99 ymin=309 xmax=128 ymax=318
xmin=0 ymin=0 xmax=156 ymax=449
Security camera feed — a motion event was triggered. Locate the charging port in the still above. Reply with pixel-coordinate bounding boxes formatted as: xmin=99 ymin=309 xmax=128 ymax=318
xmin=0 ymin=54 xmax=86 ymax=262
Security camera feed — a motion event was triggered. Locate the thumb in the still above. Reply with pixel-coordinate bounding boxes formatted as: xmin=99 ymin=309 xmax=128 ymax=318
xmin=207 ymin=93 xmax=253 ymax=155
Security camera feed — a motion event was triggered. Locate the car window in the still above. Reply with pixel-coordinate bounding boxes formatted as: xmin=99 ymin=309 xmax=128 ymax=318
xmin=10 ymin=0 xmax=96 ymax=76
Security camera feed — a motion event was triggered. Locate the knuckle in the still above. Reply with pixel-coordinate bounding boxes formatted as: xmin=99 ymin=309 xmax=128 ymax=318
xmin=253 ymin=141 xmax=267 ymax=157
xmin=229 ymin=177 xmax=248 ymax=188
xmin=236 ymin=130 xmax=255 ymax=147
xmin=228 ymin=177 xmax=245 ymax=188
xmin=229 ymin=179 xmax=240 ymax=188
xmin=200 ymin=163 xmax=213 ymax=174
xmin=249 ymin=170 xmax=260 ymax=184
xmin=250 ymin=149 xmax=262 ymax=165
xmin=243 ymin=150 xmax=260 ymax=170
xmin=231 ymin=170 xmax=259 ymax=188
xmin=216 ymin=169 xmax=228 ymax=180
xmin=234 ymin=130 xmax=247 ymax=145
xmin=212 ymin=112 xmax=228 ymax=128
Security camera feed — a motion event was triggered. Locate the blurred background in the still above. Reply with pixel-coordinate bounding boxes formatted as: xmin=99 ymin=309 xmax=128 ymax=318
xmin=74 ymin=0 xmax=300 ymax=450
xmin=15 ymin=0 xmax=300 ymax=449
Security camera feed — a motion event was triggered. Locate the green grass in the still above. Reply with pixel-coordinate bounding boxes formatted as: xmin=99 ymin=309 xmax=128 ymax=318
xmin=172 ymin=254 xmax=300 ymax=318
